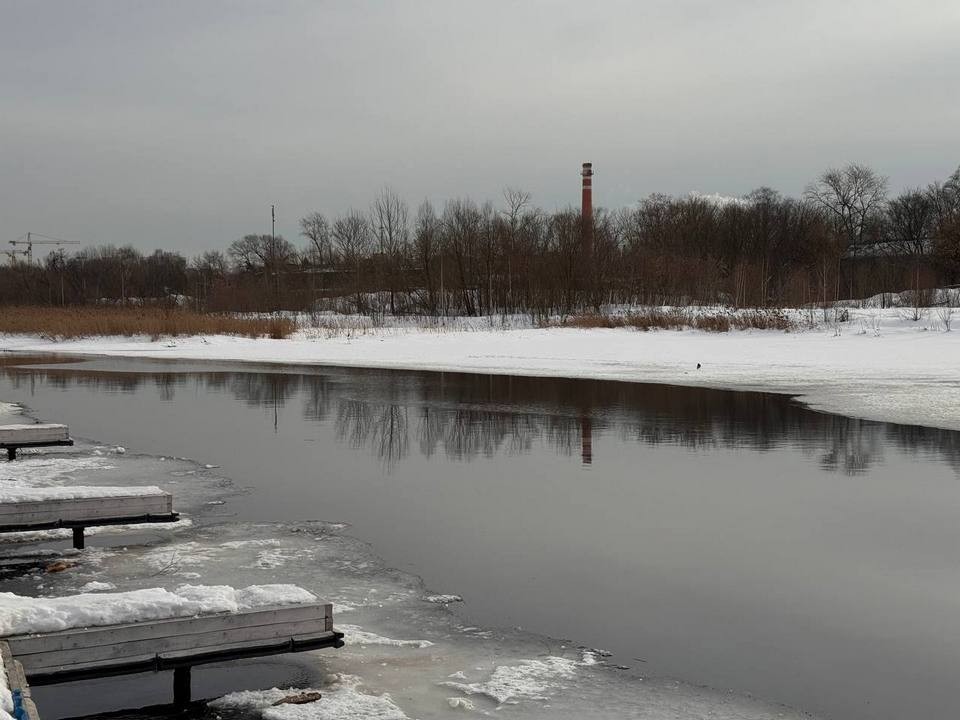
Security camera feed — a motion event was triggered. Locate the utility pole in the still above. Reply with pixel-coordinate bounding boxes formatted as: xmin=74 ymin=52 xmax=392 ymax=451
xmin=271 ymin=204 xmax=279 ymax=305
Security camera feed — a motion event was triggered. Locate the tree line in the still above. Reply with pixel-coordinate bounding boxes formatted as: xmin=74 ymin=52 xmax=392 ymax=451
xmin=3 ymin=164 xmax=958 ymax=314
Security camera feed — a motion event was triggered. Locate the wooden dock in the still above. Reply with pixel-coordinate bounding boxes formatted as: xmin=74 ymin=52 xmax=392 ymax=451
xmin=0 ymin=491 xmax=178 ymax=549
xmin=4 ymin=602 xmax=342 ymax=709
xmin=0 ymin=424 xmax=73 ymax=461
xmin=1 ymin=641 xmax=41 ymax=720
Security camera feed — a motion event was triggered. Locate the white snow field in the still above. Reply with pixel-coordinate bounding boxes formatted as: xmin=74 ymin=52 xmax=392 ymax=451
xmin=3 ymin=305 xmax=958 ymax=430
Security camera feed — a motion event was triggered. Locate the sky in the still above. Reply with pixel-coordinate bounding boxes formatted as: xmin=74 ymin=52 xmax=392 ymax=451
xmin=2 ymin=0 xmax=959 ymax=256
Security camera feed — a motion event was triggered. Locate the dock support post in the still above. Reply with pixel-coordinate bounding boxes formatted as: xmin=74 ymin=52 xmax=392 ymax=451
xmin=6 ymin=448 xmax=14 ymax=461
xmin=173 ymin=666 xmax=191 ymax=707
xmin=72 ymin=527 xmax=85 ymax=550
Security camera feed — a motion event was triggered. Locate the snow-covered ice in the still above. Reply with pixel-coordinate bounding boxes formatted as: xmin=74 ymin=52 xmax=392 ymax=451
xmin=3 ymin=306 xmax=958 ymax=430
xmin=440 ymin=656 xmax=579 ymax=705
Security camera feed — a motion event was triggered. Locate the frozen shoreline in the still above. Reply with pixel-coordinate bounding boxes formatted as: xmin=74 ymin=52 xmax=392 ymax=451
xmin=3 ymin=308 xmax=959 ymax=431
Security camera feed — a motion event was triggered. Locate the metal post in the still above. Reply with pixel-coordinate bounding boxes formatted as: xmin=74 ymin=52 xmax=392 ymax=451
xmin=173 ymin=666 xmax=191 ymax=706
xmin=72 ymin=527 xmax=85 ymax=550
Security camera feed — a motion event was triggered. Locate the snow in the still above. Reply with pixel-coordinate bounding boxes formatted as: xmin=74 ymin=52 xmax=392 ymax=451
xmin=0 ymin=456 xmax=116 ymax=487
xmin=424 ymin=594 xmax=462 ymax=604
xmin=3 ymin=307 xmax=958 ymax=431
xmin=0 ymin=402 xmax=22 ymax=420
xmin=0 ymin=584 xmax=317 ymax=636
xmin=78 ymin=581 xmax=116 ymax=592
xmin=209 ymin=675 xmax=409 ymax=720
xmin=440 ymin=656 xmax=580 ymax=705
xmin=339 ymin=624 xmax=434 ymax=649
xmin=0 ymin=484 xmax=164 ymax=503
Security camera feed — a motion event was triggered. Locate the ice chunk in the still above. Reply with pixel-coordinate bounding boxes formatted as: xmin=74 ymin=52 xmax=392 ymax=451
xmin=339 ymin=624 xmax=433 ymax=649
xmin=210 ymin=674 xmax=409 ymax=719
xmin=440 ymin=657 xmax=579 ymax=705
xmin=78 ymin=581 xmax=116 ymax=592
xmin=424 ymin=594 xmax=462 ymax=604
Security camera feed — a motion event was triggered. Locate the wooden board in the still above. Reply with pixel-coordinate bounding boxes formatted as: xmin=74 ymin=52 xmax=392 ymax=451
xmin=0 ymin=493 xmax=172 ymax=526
xmin=0 ymin=424 xmax=70 ymax=445
xmin=1 ymin=641 xmax=41 ymax=720
xmin=7 ymin=603 xmax=335 ymax=679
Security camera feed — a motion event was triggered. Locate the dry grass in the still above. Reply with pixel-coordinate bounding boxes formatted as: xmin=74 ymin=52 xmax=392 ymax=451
xmin=560 ymin=308 xmax=794 ymax=332
xmin=0 ymin=306 xmax=295 ymax=340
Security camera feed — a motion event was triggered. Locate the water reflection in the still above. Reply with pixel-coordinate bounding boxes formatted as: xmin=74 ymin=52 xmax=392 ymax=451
xmin=2 ymin=358 xmax=959 ymax=475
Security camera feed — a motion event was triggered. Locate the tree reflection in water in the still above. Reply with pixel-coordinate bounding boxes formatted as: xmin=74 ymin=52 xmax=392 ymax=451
xmin=3 ymin=358 xmax=959 ymax=475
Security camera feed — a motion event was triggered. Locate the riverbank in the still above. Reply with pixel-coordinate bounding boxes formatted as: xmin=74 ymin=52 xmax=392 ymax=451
xmin=3 ymin=307 xmax=958 ymax=431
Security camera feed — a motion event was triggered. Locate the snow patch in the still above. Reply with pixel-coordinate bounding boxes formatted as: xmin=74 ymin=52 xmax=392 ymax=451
xmin=78 ymin=581 xmax=116 ymax=592
xmin=0 ymin=456 xmax=115 ymax=487
xmin=0 ymin=484 xmax=164 ymax=503
xmin=210 ymin=674 xmax=409 ymax=719
xmin=424 ymin=594 xmax=462 ymax=604
xmin=440 ymin=656 xmax=579 ymax=705
xmin=0 ymin=584 xmax=317 ymax=636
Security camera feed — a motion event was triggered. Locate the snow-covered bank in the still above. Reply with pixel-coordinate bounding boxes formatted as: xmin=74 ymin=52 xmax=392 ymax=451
xmin=3 ymin=307 xmax=958 ymax=430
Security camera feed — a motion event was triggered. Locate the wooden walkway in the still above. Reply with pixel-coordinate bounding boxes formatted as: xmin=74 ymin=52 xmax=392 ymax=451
xmin=0 ymin=492 xmax=178 ymax=549
xmin=0 ymin=425 xmax=73 ymax=461
xmin=3 ymin=601 xmax=342 ymax=712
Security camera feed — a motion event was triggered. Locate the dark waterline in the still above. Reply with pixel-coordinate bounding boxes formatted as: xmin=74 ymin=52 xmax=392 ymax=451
xmin=3 ymin=354 xmax=960 ymax=720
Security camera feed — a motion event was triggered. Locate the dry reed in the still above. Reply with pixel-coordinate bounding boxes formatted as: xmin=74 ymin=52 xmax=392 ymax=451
xmin=560 ymin=308 xmax=794 ymax=332
xmin=0 ymin=306 xmax=295 ymax=340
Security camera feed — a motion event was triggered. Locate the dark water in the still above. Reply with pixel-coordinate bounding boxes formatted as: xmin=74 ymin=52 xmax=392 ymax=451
xmin=3 ymin=355 xmax=960 ymax=720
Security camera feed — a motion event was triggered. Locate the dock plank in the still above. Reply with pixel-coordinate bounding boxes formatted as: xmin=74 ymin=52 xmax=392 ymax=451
xmin=0 ymin=424 xmax=70 ymax=445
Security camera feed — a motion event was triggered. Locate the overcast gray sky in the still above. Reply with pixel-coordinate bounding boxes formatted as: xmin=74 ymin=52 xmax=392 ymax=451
xmin=2 ymin=0 xmax=959 ymax=255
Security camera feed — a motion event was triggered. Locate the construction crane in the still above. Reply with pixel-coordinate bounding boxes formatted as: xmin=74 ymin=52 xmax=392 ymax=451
xmin=8 ymin=232 xmax=81 ymax=265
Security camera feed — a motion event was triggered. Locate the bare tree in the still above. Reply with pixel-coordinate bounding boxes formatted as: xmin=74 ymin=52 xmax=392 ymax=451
xmin=331 ymin=210 xmax=372 ymax=312
xmin=300 ymin=212 xmax=332 ymax=308
xmin=300 ymin=212 xmax=332 ymax=266
xmin=501 ymin=187 xmax=531 ymax=312
xmin=371 ymin=188 xmax=409 ymax=315
xmin=805 ymin=164 xmax=889 ymax=249
xmin=414 ymin=200 xmax=441 ymax=314
xmin=887 ymin=189 xmax=935 ymax=303
xmin=929 ymin=166 xmax=960 ymax=275
xmin=804 ymin=163 xmax=888 ymax=300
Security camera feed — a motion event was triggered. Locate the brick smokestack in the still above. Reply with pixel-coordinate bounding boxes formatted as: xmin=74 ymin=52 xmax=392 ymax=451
xmin=581 ymin=162 xmax=593 ymax=225
xmin=581 ymin=162 xmax=593 ymax=259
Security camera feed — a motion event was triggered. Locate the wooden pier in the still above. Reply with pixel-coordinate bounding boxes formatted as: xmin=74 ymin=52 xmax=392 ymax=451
xmin=2 ymin=641 xmax=41 ymax=720
xmin=0 ymin=425 xmax=73 ymax=461
xmin=0 ymin=491 xmax=178 ymax=549
xmin=3 ymin=602 xmax=342 ymax=711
